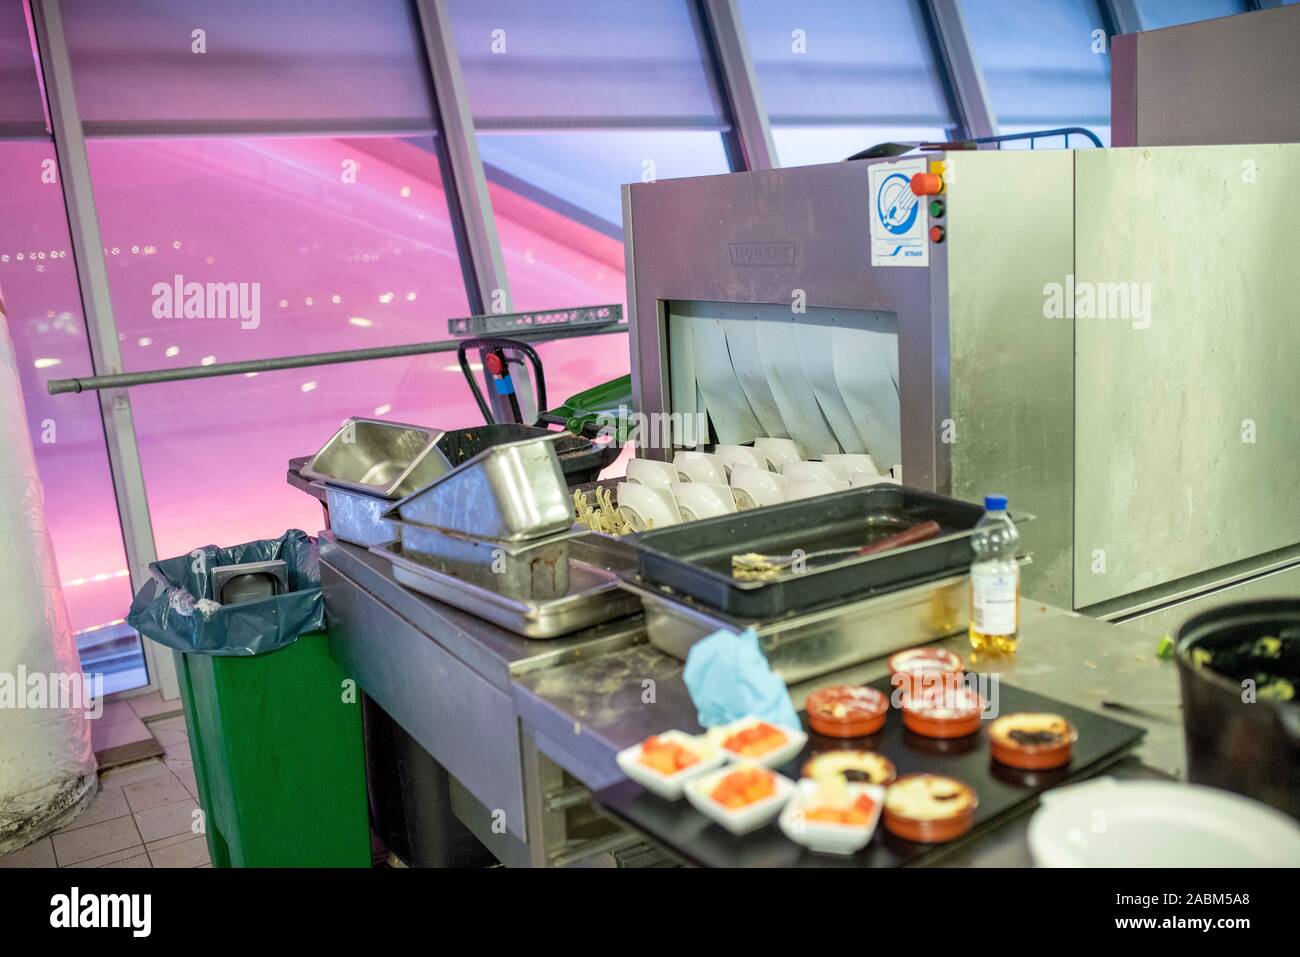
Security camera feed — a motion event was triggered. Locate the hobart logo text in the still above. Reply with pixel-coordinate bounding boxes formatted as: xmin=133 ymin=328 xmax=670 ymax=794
xmin=151 ymin=273 xmax=261 ymax=329
xmin=729 ymin=242 xmax=796 ymax=267
xmin=50 ymin=887 xmax=151 ymax=938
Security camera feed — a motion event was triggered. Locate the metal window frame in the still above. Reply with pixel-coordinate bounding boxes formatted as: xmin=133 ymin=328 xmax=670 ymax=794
xmin=27 ymin=0 xmax=174 ymax=700
xmin=412 ymin=0 xmax=510 ymax=316
xmin=699 ymin=0 xmax=777 ymax=170
xmin=924 ymin=0 xmax=998 ymax=139
xmin=1102 ymin=0 xmax=1144 ymax=35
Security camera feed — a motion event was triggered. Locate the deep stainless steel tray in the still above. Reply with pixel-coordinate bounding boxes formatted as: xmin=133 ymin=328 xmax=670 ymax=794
xmin=372 ymin=540 xmax=642 ymax=639
xmin=624 ymin=485 xmax=1022 ymax=618
xmin=388 ymin=434 xmax=574 ymax=542
xmin=620 ymin=572 xmax=970 ymax=685
xmin=320 ymin=482 xmax=398 ymax=547
xmin=392 ymin=517 xmax=583 ymax=600
xmin=302 ymin=417 xmax=451 ymax=498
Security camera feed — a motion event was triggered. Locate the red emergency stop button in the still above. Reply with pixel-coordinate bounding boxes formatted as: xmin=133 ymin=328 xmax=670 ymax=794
xmin=485 ymin=352 xmax=505 ymax=376
xmin=910 ymin=172 xmax=944 ymax=196
xmin=929 ymin=225 xmax=946 ymax=243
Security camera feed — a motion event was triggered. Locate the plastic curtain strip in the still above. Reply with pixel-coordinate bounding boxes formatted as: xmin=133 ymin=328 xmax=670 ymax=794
xmin=0 ymin=286 xmax=97 ymax=853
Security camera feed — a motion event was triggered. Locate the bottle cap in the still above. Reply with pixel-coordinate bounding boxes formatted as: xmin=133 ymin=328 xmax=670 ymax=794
xmin=984 ymin=494 xmax=1008 ymax=511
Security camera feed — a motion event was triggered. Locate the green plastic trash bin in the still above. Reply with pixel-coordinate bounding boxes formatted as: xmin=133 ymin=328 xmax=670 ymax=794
xmin=128 ymin=531 xmax=371 ymax=867
xmin=175 ymin=636 xmax=370 ymax=867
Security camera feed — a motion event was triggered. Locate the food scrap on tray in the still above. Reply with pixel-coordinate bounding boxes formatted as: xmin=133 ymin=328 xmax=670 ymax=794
xmin=573 ymin=485 xmax=639 ymax=536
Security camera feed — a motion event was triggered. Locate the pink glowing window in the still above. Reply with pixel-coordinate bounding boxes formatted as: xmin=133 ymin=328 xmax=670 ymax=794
xmin=59 ymin=0 xmax=436 ymax=133
xmin=0 ymin=139 xmax=144 ymax=694
xmin=82 ymin=135 xmax=481 ymax=563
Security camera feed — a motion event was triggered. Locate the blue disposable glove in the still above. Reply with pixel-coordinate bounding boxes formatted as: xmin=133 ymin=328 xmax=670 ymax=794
xmin=682 ymin=627 xmax=800 ymax=731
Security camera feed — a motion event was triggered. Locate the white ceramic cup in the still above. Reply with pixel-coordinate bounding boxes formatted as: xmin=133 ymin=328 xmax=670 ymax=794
xmin=729 ymin=464 xmax=789 ymax=509
xmin=713 ymin=444 xmax=767 ymax=478
xmin=783 ymin=460 xmax=839 ymax=483
xmin=785 ymin=479 xmax=849 ymax=501
xmin=823 ymin=453 xmax=880 ymax=480
xmin=616 ymin=483 xmax=681 ymax=531
xmin=673 ymin=451 xmax=727 ymax=484
xmin=670 ymin=482 xmax=737 ymax=521
xmin=625 ymin=458 xmax=678 ymax=488
xmin=754 ymin=437 xmax=802 ymax=472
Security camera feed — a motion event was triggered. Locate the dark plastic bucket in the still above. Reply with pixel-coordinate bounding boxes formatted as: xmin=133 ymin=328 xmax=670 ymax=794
xmin=1175 ymin=597 xmax=1300 ymax=820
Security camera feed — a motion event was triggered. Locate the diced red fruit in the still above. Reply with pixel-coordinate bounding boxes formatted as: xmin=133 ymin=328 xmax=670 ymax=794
xmin=638 ymin=735 xmax=699 ymax=775
xmin=805 ymin=793 xmax=876 ymax=826
xmin=722 ymin=721 xmax=787 ymax=757
xmin=711 ymin=768 xmax=776 ymax=809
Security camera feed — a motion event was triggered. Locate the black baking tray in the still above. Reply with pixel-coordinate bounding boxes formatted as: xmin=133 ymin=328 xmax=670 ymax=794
xmin=593 ymin=676 xmax=1145 ymax=868
xmin=437 ymin=423 xmax=619 ymax=487
xmin=624 ymin=485 xmax=986 ymax=618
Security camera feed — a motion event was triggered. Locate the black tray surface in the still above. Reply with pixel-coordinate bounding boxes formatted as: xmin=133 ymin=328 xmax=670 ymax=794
xmin=593 ymin=676 xmax=1144 ymax=868
xmin=626 ymin=485 xmax=985 ymax=618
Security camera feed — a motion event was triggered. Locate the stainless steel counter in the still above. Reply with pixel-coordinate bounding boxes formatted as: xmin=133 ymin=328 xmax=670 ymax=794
xmin=321 ymin=532 xmax=1185 ymax=867
xmin=514 ymin=599 xmax=1184 ymax=787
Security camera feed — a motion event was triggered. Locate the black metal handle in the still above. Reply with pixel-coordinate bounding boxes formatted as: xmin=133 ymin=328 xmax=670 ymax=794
xmin=455 ymin=336 xmax=548 ymax=425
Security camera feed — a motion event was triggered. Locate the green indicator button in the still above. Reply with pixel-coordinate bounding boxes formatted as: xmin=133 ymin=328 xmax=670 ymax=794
xmin=929 ymin=199 xmax=946 ymax=218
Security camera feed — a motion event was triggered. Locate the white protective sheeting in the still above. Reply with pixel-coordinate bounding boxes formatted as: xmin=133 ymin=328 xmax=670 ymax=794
xmin=0 ymin=292 xmax=97 ymax=853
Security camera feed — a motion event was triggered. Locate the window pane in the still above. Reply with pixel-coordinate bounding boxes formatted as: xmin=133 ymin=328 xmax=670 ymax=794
xmin=0 ymin=141 xmax=145 ymax=694
xmin=450 ymin=0 xmax=726 ymax=129
xmin=1136 ymin=0 xmax=1247 ymax=31
xmin=61 ymin=0 xmax=435 ymax=133
xmin=963 ymin=0 xmax=1112 ymax=145
xmin=0 ymin=0 xmax=44 ymax=134
xmin=740 ymin=0 xmax=956 ymax=165
xmin=81 ymin=135 xmax=483 ymax=561
xmin=448 ymin=0 xmax=732 ymax=348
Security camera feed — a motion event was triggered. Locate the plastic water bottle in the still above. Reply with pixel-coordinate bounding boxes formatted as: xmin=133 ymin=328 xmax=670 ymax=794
xmin=969 ymin=494 xmax=1020 ymax=655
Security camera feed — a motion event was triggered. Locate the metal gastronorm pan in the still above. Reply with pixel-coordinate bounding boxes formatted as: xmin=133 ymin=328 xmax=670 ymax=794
xmin=371 ymin=540 xmax=641 ymax=639
xmin=387 ymin=435 xmax=574 ymax=542
xmin=624 ymin=485 xmax=992 ymax=618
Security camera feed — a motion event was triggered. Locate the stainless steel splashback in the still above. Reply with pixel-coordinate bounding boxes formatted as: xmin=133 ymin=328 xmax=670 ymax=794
xmin=622 ymin=146 xmax=1300 ymax=612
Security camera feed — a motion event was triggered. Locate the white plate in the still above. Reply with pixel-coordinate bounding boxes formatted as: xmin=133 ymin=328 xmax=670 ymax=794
xmin=685 ymin=764 xmax=796 ymax=835
xmin=780 ymin=779 xmax=886 ymax=856
xmin=706 ymin=717 xmax=808 ymax=768
xmin=1028 ymin=778 xmax=1300 ymax=867
xmin=615 ymin=731 xmax=726 ymax=801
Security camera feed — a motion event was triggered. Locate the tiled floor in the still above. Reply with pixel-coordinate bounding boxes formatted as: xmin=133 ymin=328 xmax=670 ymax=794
xmin=1 ymin=705 xmax=210 ymax=869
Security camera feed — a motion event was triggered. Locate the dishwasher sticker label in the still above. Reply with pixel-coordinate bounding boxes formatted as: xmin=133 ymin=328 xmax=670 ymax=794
xmin=869 ymin=159 xmax=929 ymax=267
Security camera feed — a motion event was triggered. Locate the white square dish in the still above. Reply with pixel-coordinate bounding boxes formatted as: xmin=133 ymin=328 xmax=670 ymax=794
xmin=615 ymin=731 xmax=725 ymax=800
xmin=779 ymin=779 xmax=885 ymax=855
xmin=684 ymin=764 xmax=796 ymax=836
xmin=705 ymin=717 xmax=808 ymax=768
